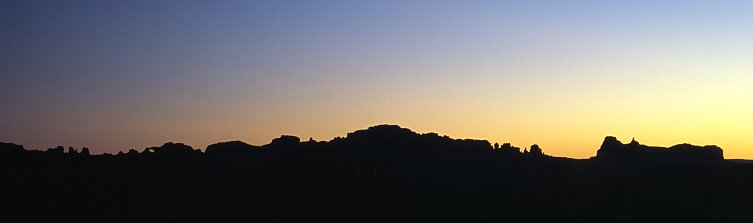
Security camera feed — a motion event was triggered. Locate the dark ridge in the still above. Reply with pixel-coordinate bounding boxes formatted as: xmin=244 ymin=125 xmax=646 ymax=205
xmin=0 ymin=142 xmax=24 ymax=153
xmin=1 ymin=125 xmax=751 ymax=222
xmin=142 ymin=142 xmax=203 ymax=159
xmin=205 ymin=140 xmax=258 ymax=157
xmin=595 ymin=136 xmax=724 ymax=161
xmin=268 ymin=135 xmax=302 ymax=147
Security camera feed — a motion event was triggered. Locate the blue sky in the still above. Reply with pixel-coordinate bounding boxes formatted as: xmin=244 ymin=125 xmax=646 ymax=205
xmin=2 ymin=1 xmax=752 ymax=158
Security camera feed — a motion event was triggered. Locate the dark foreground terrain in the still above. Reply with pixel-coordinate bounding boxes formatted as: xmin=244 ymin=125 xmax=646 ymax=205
xmin=2 ymin=125 xmax=752 ymax=222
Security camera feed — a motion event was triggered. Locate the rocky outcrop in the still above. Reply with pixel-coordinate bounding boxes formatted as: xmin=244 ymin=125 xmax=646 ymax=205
xmin=205 ymin=141 xmax=258 ymax=157
xmin=525 ymin=144 xmax=545 ymax=158
xmin=0 ymin=142 xmax=24 ymax=152
xmin=595 ymin=136 xmax=723 ymax=161
xmin=0 ymin=142 xmax=24 ymax=156
xmin=143 ymin=142 xmax=202 ymax=158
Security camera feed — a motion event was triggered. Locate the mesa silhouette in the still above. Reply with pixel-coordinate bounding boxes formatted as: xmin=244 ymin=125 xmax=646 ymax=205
xmin=1 ymin=125 xmax=750 ymax=222
xmin=596 ymin=136 xmax=723 ymax=160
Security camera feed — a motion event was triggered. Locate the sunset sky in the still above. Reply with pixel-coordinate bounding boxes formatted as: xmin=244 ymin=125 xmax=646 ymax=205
xmin=2 ymin=1 xmax=752 ymax=159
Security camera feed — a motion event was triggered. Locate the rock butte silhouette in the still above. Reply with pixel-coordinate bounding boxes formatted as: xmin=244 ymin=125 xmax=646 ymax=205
xmin=1 ymin=125 xmax=750 ymax=222
xmin=596 ymin=136 xmax=723 ymax=160
xmin=0 ymin=125 xmax=725 ymax=161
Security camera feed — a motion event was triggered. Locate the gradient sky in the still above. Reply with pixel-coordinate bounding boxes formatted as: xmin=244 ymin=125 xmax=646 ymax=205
xmin=2 ymin=0 xmax=752 ymax=158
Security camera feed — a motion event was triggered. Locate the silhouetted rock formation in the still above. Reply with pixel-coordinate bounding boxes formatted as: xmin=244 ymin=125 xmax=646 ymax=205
xmin=46 ymin=146 xmax=65 ymax=155
xmin=525 ymin=144 xmax=545 ymax=158
xmin=67 ymin=147 xmax=78 ymax=155
xmin=595 ymin=136 xmax=723 ymax=161
xmin=493 ymin=142 xmax=523 ymax=158
xmin=0 ymin=142 xmax=24 ymax=153
xmin=81 ymin=147 xmax=90 ymax=156
xmin=340 ymin=125 xmax=498 ymax=163
xmin=269 ymin=135 xmax=301 ymax=146
xmin=205 ymin=140 xmax=258 ymax=157
xmin=143 ymin=142 xmax=202 ymax=159
xmin=3 ymin=126 xmax=749 ymax=223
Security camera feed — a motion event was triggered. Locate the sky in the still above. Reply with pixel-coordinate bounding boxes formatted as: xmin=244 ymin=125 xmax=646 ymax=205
xmin=1 ymin=0 xmax=752 ymax=159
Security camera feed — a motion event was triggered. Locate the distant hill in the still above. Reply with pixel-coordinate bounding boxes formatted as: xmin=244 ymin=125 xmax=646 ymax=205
xmin=2 ymin=125 xmax=726 ymax=162
xmin=2 ymin=125 xmax=751 ymax=222
xmin=595 ymin=136 xmax=723 ymax=161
